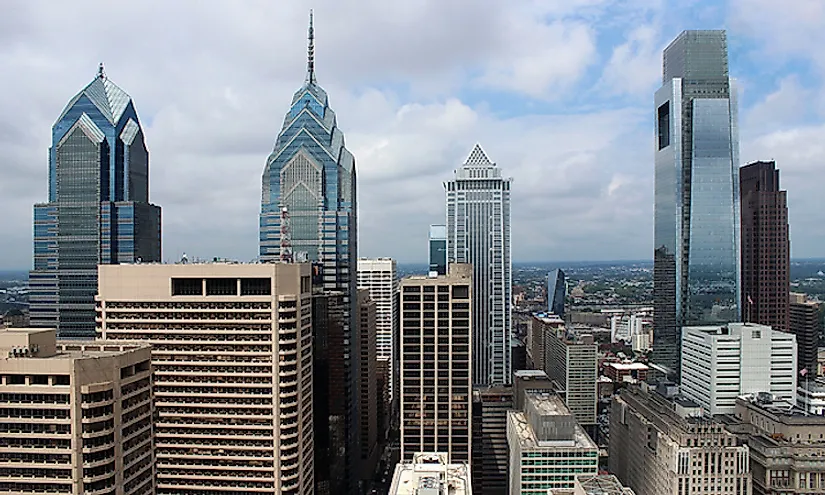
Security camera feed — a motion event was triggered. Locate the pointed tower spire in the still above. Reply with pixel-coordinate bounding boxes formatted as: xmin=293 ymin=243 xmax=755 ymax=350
xmin=306 ymin=10 xmax=316 ymax=85
xmin=98 ymin=62 xmax=106 ymax=80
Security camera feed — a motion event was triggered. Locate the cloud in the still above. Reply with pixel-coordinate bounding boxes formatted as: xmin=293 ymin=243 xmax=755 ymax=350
xmin=599 ymin=24 xmax=662 ymax=97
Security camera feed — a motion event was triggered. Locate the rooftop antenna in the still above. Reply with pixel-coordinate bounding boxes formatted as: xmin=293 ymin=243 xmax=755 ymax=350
xmin=306 ymin=10 xmax=316 ymax=85
xmin=98 ymin=62 xmax=106 ymax=80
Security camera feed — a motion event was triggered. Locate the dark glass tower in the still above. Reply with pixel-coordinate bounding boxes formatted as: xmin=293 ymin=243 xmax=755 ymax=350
xmin=429 ymin=224 xmax=447 ymax=275
xmin=30 ymin=65 xmax=161 ymax=338
xmin=547 ymin=268 xmax=566 ymax=318
xmin=259 ymin=13 xmax=360 ymax=493
xmin=740 ymin=161 xmax=790 ymax=331
xmin=653 ymin=30 xmax=741 ymax=378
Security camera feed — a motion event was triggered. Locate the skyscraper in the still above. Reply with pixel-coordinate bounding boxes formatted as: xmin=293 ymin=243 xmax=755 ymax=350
xmin=547 ymin=268 xmax=566 ymax=318
xmin=356 ymin=258 xmax=399 ymax=395
xmin=428 ymin=224 xmax=447 ymax=275
xmin=29 ymin=65 xmax=161 ymax=338
xmin=445 ymin=144 xmax=512 ymax=386
xmin=740 ymin=160 xmax=790 ymax=331
xmin=259 ymin=14 xmax=360 ymax=491
xmin=790 ymin=293 xmax=823 ymax=377
xmin=653 ymin=30 xmax=741 ymax=378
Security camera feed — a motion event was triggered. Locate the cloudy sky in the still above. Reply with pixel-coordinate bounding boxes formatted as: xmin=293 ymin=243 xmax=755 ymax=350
xmin=1 ymin=0 xmax=824 ymax=269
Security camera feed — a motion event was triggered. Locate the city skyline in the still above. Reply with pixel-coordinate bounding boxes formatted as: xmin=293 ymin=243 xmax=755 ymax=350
xmin=2 ymin=1 xmax=825 ymax=270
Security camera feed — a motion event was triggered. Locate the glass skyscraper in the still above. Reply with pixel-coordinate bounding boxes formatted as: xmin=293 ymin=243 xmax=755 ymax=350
xmin=29 ymin=65 xmax=161 ymax=338
xmin=653 ymin=30 xmax=741 ymax=378
xmin=445 ymin=144 xmax=512 ymax=386
xmin=547 ymin=268 xmax=566 ymax=319
xmin=259 ymin=13 xmax=360 ymax=492
xmin=428 ymin=224 xmax=447 ymax=275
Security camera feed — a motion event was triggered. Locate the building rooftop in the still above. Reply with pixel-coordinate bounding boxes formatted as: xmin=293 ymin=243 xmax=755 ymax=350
xmin=573 ymin=474 xmax=636 ymax=495
xmin=1 ymin=328 xmax=149 ymax=361
xmin=510 ymin=393 xmax=597 ymax=450
xmin=514 ymin=369 xmax=550 ymax=379
xmin=388 ymin=453 xmax=472 ymax=495
xmin=606 ymin=362 xmax=649 ymax=371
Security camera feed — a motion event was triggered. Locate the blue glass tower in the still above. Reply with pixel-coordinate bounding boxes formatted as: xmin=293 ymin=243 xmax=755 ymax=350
xmin=547 ymin=268 xmax=566 ymax=318
xmin=428 ymin=224 xmax=447 ymax=275
xmin=30 ymin=65 xmax=161 ymax=339
xmin=653 ymin=30 xmax=741 ymax=378
xmin=259 ymin=13 xmax=359 ymax=493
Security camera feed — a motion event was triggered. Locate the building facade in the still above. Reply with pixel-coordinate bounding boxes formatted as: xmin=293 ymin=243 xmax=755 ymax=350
xmin=429 ymin=224 xmax=448 ymax=276
xmin=356 ymin=257 xmax=399 ymax=397
xmin=29 ymin=66 xmax=161 ymax=339
xmin=357 ymin=289 xmax=380 ymax=484
xmin=547 ymin=269 xmax=566 ymax=318
xmin=609 ymin=384 xmax=752 ymax=495
xmin=740 ymin=161 xmax=790 ymax=332
xmin=471 ymin=386 xmax=513 ymax=495
xmin=388 ymin=452 xmax=472 ymax=495
xmin=653 ymin=30 xmax=741 ymax=379
xmin=789 ymin=293 xmax=822 ymax=377
xmin=0 ymin=328 xmax=153 ymax=495
xmin=681 ymin=323 xmax=797 ymax=415
xmin=258 ymin=16 xmax=360 ymax=492
xmin=445 ymin=144 xmax=512 ymax=386
xmin=507 ymin=392 xmax=598 ymax=494
xmin=400 ymin=264 xmax=473 ymax=463
xmin=97 ymin=263 xmax=315 ymax=494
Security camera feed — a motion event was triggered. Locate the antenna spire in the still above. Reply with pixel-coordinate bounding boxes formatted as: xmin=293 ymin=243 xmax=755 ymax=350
xmin=306 ymin=10 xmax=316 ymax=85
xmin=98 ymin=62 xmax=106 ymax=80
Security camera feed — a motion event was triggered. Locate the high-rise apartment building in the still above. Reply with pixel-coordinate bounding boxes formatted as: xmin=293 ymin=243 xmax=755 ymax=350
xmin=681 ymin=323 xmax=797 ymax=415
xmin=357 ymin=258 xmax=399 ymax=397
xmin=400 ymin=264 xmax=473 ymax=463
xmin=507 ymin=392 xmax=598 ymax=494
xmin=789 ymin=293 xmax=823 ymax=376
xmin=547 ymin=269 xmax=566 ymax=318
xmin=388 ymin=453 xmax=472 ymax=495
xmin=740 ymin=161 xmax=790 ymax=332
xmin=609 ymin=384 xmax=752 ymax=495
xmin=0 ymin=328 xmax=153 ymax=495
xmin=97 ymin=263 xmax=315 ymax=495
xmin=357 ymin=289 xmax=380 ymax=484
xmin=428 ymin=225 xmax=448 ymax=276
xmin=258 ymin=15 xmax=359 ymax=491
xmin=445 ymin=144 xmax=512 ymax=386
xmin=653 ymin=30 xmax=741 ymax=378
xmin=29 ymin=66 xmax=161 ymax=338
xmin=471 ymin=386 xmax=513 ymax=495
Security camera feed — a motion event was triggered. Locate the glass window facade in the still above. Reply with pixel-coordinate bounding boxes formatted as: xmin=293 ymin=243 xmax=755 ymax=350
xmin=653 ymin=30 xmax=741 ymax=378
xmin=30 ymin=72 xmax=161 ymax=338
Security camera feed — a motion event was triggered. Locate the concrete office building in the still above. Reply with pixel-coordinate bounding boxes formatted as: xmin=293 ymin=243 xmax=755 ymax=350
xmin=681 ymin=323 xmax=797 ymax=416
xmin=740 ymin=161 xmax=790 ymax=332
xmin=536 ymin=315 xmax=598 ymax=429
xmin=653 ymin=30 xmax=742 ymax=379
xmin=400 ymin=264 xmax=472 ymax=463
xmin=789 ymin=293 xmax=822 ymax=376
xmin=526 ymin=313 xmax=565 ymax=371
xmin=388 ymin=452 xmax=472 ymax=495
xmin=609 ymin=384 xmax=751 ymax=495
xmin=471 ymin=386 xmax=513 ymax=495
xmin=726 ymin=394 xmax=825 ymax=494
xmin=97 ymin=262 xmax=314 ymax=495
xmin=445 ymin=144 xmax=512 ymax=386
xmin=507 ymin=392 xmax=598 ymax=494
xmin=0 ymin=328 xmax=153 ymax=495
xmin=357 ymin=289 xmax=380 ymax=484
xmin=357 ymin=257 xmax=399 ymax=398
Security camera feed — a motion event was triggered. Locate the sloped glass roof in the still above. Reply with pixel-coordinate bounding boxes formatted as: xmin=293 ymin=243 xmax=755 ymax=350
xmin=57 ymin=75 xmax=132 ymax=125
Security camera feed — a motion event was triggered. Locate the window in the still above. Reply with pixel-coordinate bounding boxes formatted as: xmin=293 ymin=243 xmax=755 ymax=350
xmin=172 ymin=278 xmax=202 ymax=296
xmin=658 ymin=102 xmax=670 ymax=149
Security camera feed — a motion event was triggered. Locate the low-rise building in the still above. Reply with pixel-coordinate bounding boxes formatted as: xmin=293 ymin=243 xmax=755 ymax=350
xmin=507 ymin=392 xmax=598 ymax=494
xmin=388 ymin=452 xmax=472 ymax=495
xmin=0 ymin=327 xmax=154 ymax=495
xmin=603 ymin=362 xmax=649 ymax=384
xmin=549 ymin=474 xmax=636 ymax=494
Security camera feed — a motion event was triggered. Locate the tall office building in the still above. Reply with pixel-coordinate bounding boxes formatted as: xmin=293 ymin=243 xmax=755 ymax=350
xmin=681 ymin=323 xmax=797 ymax=415
xmin=0 ymin=328 xmax=154 ymax=495
xmin=259 ymin=14 xmax=360 ymax=491
xmin=400 ymin=264 xmax=473 ymax=463
xmin=97 ymin=263 xmax=315 ymax=495
xmin=547 ymin=268 xmax=566 ymax=318
xmin=356 ymin=257 xmax=399 ymax=399
xmin=471 ymin=386 xmax=513 ymax=495
xmin=357 ymin=289 xmax=380 ymax=484
xmin=740 ymin=160 xmax=790 ymax=331
xmin=653 ymin=30 xmax=741 ymax=378
xmin=507 ymin=392 xmax=598 ymax=494
xmin=29 ymin=66 xmax=161 ymax=338
xmin=790 ymin=293 xmax=823 ymax=376
xmin=428 ymin=224 xmax=447 ymax=275
xmin=609 ymin=384 xmax=752 ymax=495
xmin=445 ymin=144 xmax=512 ymax=386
